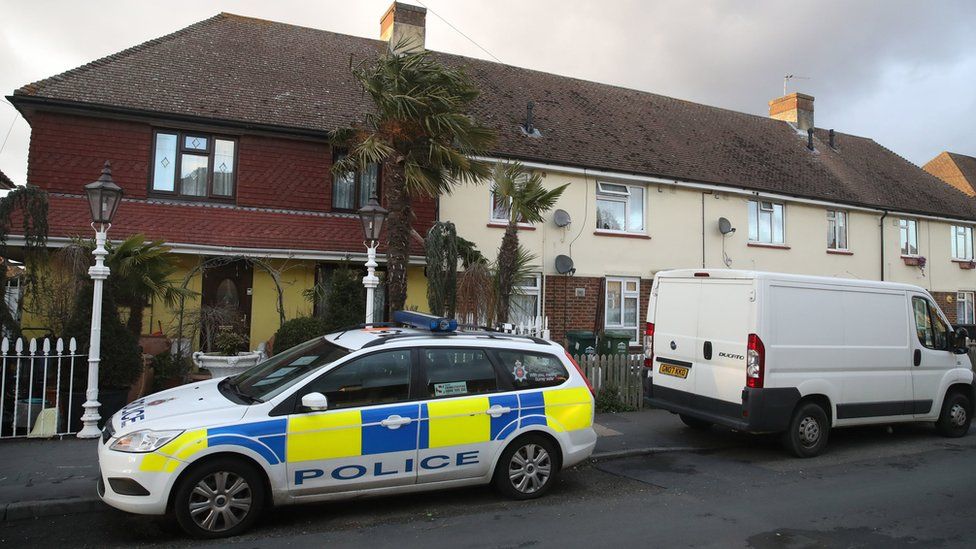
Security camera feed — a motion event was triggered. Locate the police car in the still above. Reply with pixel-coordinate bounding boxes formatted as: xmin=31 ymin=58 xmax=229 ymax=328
xmin=98 ymin=312 xmax=597 ymax=538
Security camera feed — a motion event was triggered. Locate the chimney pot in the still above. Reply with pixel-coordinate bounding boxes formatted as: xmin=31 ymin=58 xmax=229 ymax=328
xmin=380 ymin=2 xmax=427 ymax=54
xmin=769 ymin=92 xmax=814 ymax=131
xmin=828 ymin=129 xmax=835 ymax=148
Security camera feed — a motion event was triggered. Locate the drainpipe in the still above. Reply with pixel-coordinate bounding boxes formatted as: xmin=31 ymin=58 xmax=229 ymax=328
xmin=880 ymin=210 xmax=888 ymax=281
xmin=701 ymin=192 xmax=706 ymax=268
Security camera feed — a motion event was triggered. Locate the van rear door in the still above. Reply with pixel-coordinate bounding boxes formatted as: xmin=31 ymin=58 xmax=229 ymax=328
xmin=651 ymin=278 xmax=701 ymax=394
xmin=695 ymin=279 xmax=754 ymax=404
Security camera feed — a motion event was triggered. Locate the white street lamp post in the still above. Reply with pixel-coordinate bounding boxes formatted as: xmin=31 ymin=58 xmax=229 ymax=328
xmin=78 ymin=161 xmax=123 ymax=439
xmin=357 ymin=195 xmax=388 ymax=324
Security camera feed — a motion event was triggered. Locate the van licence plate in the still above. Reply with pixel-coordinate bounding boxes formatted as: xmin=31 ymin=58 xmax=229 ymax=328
xmin=659 ymin=363 xmax=689 ymax=379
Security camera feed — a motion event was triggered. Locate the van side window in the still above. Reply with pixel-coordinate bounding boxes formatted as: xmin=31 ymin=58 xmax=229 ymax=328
xmin=495 ymin=350 xmax=570 ymax=390
xmin=303 ymin=349 xmax=412 ymax=409
xmin=422 ymin=348 xmax=498 ymax=398
xmin=912 ymin=297 xmax=949 ymax=350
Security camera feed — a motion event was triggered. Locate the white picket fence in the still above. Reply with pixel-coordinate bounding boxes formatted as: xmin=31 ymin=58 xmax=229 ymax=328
xmin=458 ymin=314 xmax=551 ymax=340
xmin=0 ymin=337 xmax=86 ymax=439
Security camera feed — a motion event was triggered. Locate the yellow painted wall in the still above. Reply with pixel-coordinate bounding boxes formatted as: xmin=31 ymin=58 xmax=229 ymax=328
xmin=405 ymin=265 xmax=430 ymax=313
xmin=249 ymin=259 xmax=315 ymax=346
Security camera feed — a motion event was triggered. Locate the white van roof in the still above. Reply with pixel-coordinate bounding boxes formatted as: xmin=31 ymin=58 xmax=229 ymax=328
xmin=654 ymin=269 xmax=928 ymax=294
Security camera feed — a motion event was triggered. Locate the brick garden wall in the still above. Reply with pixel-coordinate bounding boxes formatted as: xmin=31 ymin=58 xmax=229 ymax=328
xmin=932 ymin=291 xmax=957 ymax=324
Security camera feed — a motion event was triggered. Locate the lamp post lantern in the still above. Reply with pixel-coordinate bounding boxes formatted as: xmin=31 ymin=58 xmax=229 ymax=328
xmin=357 ymin=195 xmax=388 ymax=324
xmin=77 ymin=161 xmax=123 ymax=439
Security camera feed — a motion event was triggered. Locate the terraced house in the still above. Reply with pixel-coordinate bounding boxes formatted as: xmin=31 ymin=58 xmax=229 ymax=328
xmin=7 ymin=2 xmax=976 ymax=349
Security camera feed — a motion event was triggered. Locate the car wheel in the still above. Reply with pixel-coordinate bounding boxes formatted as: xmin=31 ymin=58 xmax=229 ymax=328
xmin=492 ymin=434 xmax=560 ymax=500
xmin=782 ymin=402 xmax=830 ymax=458
xmin=679 ymin=414 xmax=713 ymax=430
xmin=172 ymin=457 xmax=265 ymax=539
xmin=936 ymin=391 xmax=972 ymax=438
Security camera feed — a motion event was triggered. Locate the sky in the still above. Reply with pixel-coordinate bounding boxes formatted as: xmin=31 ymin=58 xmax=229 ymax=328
xmin=2 ymin=0 xmax=975 ymax=186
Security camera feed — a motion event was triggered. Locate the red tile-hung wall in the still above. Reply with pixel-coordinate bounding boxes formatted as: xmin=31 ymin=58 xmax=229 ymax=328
xmin=25 ymin=111 xmax=436 ymax=234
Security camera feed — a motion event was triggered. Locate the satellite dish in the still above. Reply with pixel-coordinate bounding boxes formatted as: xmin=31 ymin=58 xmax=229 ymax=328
xmin=718 ymin=217 xmax=736 ymax=235
xmin=553 ymin=209 xmax=572 ymax=227
xmin=554 ymin=255 xmax=575 ymax=274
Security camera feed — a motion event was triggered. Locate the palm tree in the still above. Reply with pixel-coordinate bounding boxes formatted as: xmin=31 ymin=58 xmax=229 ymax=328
xmin=331 ymin=43 xmax=495 ymax=314
xmin=492 ymin=162 xmax=567 ymax=323
xmin=71 ymin=234 xmax=196 ymax=336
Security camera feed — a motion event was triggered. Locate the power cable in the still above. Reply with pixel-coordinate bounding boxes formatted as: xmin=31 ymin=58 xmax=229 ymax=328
xmin=414 ymin=0 xmax=503 ymax=63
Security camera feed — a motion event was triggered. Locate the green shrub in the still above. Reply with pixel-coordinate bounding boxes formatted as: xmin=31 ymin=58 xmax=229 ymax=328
xmin=595 ymin=385 xmax=635 ymax=414
xmin=150 ymin=351 xmax=192 ymax=391
xmin=321 ymin=263 xmax=366 ymax=331
xmin=64 ymin=282 xmax=142 ymax=389
xmin=214 ymin=328 xmax=248 ymax=356
xmin=273 ymin=316 xmax=330 ymax=355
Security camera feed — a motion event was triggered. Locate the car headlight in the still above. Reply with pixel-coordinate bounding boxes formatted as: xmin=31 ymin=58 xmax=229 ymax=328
xmin=109 ymin=430 xmax=184 ymax=453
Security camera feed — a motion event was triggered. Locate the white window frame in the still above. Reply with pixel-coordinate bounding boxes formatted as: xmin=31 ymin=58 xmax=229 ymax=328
xmin=957 ymin=291 xmax=975 ymax=324
xmin=747 ymin=200 xmax=786 ymax=245
xmin=900 ymin=219 xmax=919 ymax=257
xmin=951 ymin=225 xmax=974 ymax=261
xmin=508 ymin=274 xmax=542 ymax=325
xmin=488 ymin=190 xmax=532 ymax=226
xmin=604 ymin=276 xmax=641 ymax=343
xmin=826 ymin=209 xmax=848 ymax=251
xmin=595 ymin=181 xmax=645 ymax=234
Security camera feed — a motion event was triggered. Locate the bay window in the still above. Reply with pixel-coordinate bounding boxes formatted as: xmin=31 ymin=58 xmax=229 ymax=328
xmin=151 ymin=131 xmax=236 ymax=199
xmin=596 ymin=182 xmax=644 ymax=233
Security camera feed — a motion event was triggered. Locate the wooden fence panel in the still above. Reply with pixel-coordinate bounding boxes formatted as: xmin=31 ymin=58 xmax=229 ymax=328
xmin=574 ymin=353 xmax=644 ymax=410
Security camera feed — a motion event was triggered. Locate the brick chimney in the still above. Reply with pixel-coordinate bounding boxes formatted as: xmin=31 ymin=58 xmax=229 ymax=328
xmin=380 ymin=2 xmax=427 ymax=53
xmin=768 ymin=92 xmax=814 ymax=131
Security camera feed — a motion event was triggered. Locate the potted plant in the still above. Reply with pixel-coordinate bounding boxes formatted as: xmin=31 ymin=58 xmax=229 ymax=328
xmin=192 ymin=327 xmax=262 ymax=379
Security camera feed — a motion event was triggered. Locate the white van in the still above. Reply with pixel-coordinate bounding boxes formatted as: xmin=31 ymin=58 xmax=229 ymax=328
xmin=644 ymin=269 xmax=974 ymax=457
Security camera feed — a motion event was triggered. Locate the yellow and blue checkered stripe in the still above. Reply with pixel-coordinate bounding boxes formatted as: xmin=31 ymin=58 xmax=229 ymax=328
xmin=139 ymin=387 xmax=592 ymax=471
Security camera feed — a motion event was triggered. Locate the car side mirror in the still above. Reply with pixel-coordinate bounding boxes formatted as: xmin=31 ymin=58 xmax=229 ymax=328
xmin=301 ymin=392 xmax=329 ymax=411
xmin=952 ymin=327 xmax=969 ymax=354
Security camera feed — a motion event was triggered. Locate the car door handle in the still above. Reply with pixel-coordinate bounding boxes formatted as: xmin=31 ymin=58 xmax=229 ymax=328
xmin=913 ymin=349 xmax=921 ymax=367
xmin=486 ymin=405 xmax=512 ymax=418
xmin=380 ymin=415 xmax=412 ymax=429
xmin=703 ymin=341 xmax=712 ymax=360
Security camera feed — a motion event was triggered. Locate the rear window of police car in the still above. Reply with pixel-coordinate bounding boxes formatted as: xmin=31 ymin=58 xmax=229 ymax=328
xmin=494 ymin=350 xmax=569 ymax=390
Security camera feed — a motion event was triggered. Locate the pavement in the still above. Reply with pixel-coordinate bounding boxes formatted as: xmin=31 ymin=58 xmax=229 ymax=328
xmin=0 ymin=409 xmax=690 ymax=522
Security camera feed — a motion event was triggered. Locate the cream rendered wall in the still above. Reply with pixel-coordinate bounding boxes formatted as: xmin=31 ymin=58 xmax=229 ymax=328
xmin=440 ymin=165 xmax=976 ymax=294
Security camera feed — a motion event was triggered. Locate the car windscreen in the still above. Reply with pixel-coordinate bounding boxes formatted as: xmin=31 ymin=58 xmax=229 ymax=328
xmin=229 ymin=338 xmax=351 ymax=402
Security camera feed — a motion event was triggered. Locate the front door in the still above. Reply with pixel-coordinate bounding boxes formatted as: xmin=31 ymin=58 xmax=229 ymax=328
xmin=286 ymin=348 xmax=419 ymax=496
xmin=201 ymin=260 xmax=253 ymax=348
xmin=909 ymin=294 xmax=955 ymax=417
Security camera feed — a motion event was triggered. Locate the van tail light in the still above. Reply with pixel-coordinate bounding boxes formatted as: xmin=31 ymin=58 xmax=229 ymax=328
xmin=565 ymin=351 xmax=595 ymax=397
xmin=643 ymin=322 xmax=656 ymax=368
xmin=746 ymin=333 xmax=765 ymax=388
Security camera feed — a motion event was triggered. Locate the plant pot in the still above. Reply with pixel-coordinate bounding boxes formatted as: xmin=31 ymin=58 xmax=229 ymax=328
xmin=192 ymin=351 xmax=263 ymax=379
xmin=61 ymin=387 xmax=131 ymax=433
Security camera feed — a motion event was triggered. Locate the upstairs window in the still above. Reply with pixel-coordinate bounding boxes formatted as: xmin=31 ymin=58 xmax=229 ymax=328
xmin=826 ymin=210 xmax=848 ymax=250
xmin=951 ymin=225 xmax=973 ymax=260
xmin=900 ymin=219 xmax=919 ymax=256
xmin=490 ymin=191 xmax=527 ymax=224
xmin=151 ymin=131 xmax=236 ymax=199
xmin=748 ymin=200 xmax=785 ymax=244
xmin=596 ymin=182 xmax=644 ymax=233
xmin=332 ymin=153 xmax=379 ymax=211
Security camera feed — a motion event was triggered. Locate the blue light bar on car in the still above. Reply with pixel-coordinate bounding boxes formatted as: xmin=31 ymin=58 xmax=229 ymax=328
xmin=393 ymin=310 xmax=458 ymax=332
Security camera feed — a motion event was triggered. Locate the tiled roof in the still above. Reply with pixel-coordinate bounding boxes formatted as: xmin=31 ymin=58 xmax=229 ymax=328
xmin=0 ymin=169 xmax=14 ymax=190
xmin=12 ymin=13 xmax=976 ymax=220
xmin=924 ymin=151 xmax=976 ymax=197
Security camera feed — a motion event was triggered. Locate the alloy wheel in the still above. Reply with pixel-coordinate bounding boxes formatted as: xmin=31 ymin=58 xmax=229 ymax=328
xmin=509 ymin=443 xmax=552 ymax=494
xmin=188 ymin=471 xmax=253 ymax=533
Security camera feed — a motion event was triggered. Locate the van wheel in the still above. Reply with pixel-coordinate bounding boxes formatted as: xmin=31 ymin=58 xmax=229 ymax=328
xmin=936 ymin=392 xmax=972 ymax=438
xmin=172 ymin=457 xmax=265 ymax=539
xmin=492 ymin=434 xmax=559 ymax=500
xmin=782 ymin=402 xmax=829 ymax=458
xmin=679 ymin=414 xmax=713 ymax=430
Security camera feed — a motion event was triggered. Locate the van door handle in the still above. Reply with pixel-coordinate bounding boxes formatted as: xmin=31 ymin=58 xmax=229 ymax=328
xmin=380 ymin=415 xmax=412 ymax=429
xmin=703 ymin=341 xmax=712 ymax=360
xmin=486 ymin=405 xmax=512 ymax=418
xmin=913 ymin=349 xmax=921 ymax=367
